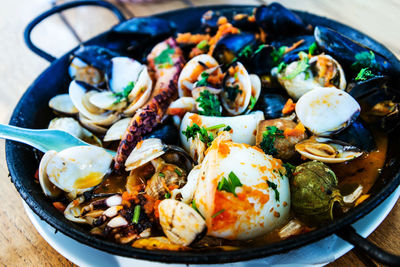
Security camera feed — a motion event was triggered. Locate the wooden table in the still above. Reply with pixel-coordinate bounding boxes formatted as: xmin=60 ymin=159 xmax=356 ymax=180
xmin=0 ymin=0 xmax=399 ymax=266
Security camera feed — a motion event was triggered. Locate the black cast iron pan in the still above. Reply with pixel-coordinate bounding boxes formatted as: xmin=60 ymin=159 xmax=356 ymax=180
xmin=6 ymin=0 xmax=400 ymax=265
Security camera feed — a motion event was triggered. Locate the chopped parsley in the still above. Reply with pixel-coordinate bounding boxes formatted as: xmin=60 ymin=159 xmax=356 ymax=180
xmin=238 ymin=44 xmax=253 ymax=58
xmin=351 ymin=50 xmax=378 ymax=71
xmin=254 ymin=44 xmax=266 ymax=54
xmin=248 ymin=95 xmax=257 ymax=110
xmin=355 ymin=67 xmax=375 ymax=81
xmin=283 ymin=162 xmax=296 ymax=178
xmin=196 ymin=71 xmax=210 ymax=87
xmin=260 ymin=126 xmax=284 ymax=156
xmin=196 ymin=90 xmax=222 ymax=116
xmin=113 ymin=81 xmax=135 ymax=103
xmin=205 ymin=124 xmax=226 ymax=131
xmin=217 ymin=171 xmax=243 ymax=197
xmin=211 ymin=209 xmax=226 ymax=218
xmin=174 ymin=168 xmax=182 ymax=176
xmin=267 ymin=181 xmax=280 ymax=202
xmin=192 ymin=200 xmax=202 ymax=216
xmin=282 ymin=52 xmax=310 ymax=80
xmin=223 ymin=125 xmax=232 ymax=132
xmin=132 ymin=205 xmax=141 ymax=224
xmin=196 ymin=40 xmax=209 ymax=51
xmin=158 ymin=172 xmax=165 ymax=177
xmin=225 ymin=84 xmax=242 ymax=102
xmin=271 ymin=46 xmax=287 ymax=65
xmin=164 ymin=192 xmax=171 ymax=199
xmin=182 ymin=123 xmax=214 ymax=146
xmin=308 ymin=41 xmax=318 ymax=55
xmin=154 ymin=45 xmax=175 ymax=67
xmin=277 ymin=61 xmax=287 ymax=73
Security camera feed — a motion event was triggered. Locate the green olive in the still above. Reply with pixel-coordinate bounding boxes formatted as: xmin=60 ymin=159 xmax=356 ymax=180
xmin=290 ymin=161 xmax=343 ymax=225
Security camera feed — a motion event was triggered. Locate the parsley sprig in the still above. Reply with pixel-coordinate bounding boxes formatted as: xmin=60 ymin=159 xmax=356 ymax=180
xmin=225 ymin=84 xmax=242 ymax=102
xmin=196 ymin=90 xmax=222 ymax=116
xmin=267 ymin=180 xmax=280 ymax=202
xmin=113 ymin=81 xmax=135 ymax=103
xmin=355 ymin=67 xmax=375 ymax=81
xmin=154 ymin=45 xmax=175 ymax=68
xmin=352 ymin=50 xmax=378 ymax=71
xmin=182 ymin=123 xmax=214 ymax=146
xmin=217 ymin=171 xmax=243 ymax=197
xmin=196 ymin=72 xmax=210 ymax=87
xmin=282 ymin=52 xmax=310 ymax=80
xmin=271 ymin=46 xmax=287 ymax=65
xmin=260 ymin=126 xmax=284 ymax=156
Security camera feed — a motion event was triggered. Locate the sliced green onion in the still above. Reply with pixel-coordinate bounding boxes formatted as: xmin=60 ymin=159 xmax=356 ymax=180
xmin=165 ymin=192 xmax=171 ymax=199
xmin=211 ymin=209 xmax=226 ymax=218
xmin=174 ymin=168 xmax=182 ymax=176
xmin=159 ymin=172 xmax=165 ymax=177
xmin=197 ymin=40 xmax=209 ymax=50
xmin=132 ymin=205 xmax=141 ymax=224
xmin=205 ymin=124 xmax=226 ymax=131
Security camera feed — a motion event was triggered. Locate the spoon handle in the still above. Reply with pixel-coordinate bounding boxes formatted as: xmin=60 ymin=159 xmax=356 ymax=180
xmin=0 ymin=124 xmax=89 ymax=153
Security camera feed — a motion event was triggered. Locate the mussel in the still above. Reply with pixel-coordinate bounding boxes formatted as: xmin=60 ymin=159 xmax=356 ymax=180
xmin=253 ymin=92 xmax=289 ymax=119
xmin=212 ymin=33 xmax=257 ymax=65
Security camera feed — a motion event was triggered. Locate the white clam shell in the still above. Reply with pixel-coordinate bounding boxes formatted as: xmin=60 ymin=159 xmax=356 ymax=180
xmin=125 ymin=138 xmax=165 ymax=171
xmin=45 ymin=146 xmax=112 ymax=194
xmin=103 ymin=117 xmax=131 ymax=142
xmin=89 ymin=91 xmax=126 ymax=111
xmin=48 ymin=117 xmax=84 ymax=139
xmin=79 ymin=114 xmax=108 ymax=134
xmin=193 ymin=132 xmax=290 ymax=240
xmin=179 ymin=111 xmax=264 ymax=152
xmin=64 ymin=196 xmax=87 ymax=223
xmin=178 ymin=54 xmax=219 ymax=97
xmin=124 ymin=67 xmax=153 ymax=116
xmin=108 ymin=57 xmax=143 ymax=93
xmin=39 ymin=150 xmax=62 ymax=198
xmin=48 ymin=94 xmax=78 ymax=115
xmin=296 ymin=87 xmax=360 ymax=136
xmin=221 ymin=62 xmax=252 ymax=115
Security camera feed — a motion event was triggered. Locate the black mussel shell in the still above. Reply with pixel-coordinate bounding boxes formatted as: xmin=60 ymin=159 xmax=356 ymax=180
xmin=247 ymin=45 xmax=274 ymax=75
xmin=334 ymin=120 xmax=376 ymax=152
xmin=254 ymin=92 xmax=288 ymax=119
xmin=143 ymin=121 xmax=180 ymax=146
xmin=112 ymin=17 xmax=176 ymax=38
xmin=212 ymin=32 xmax=257 ymax=65
xmin=271 ymin=35 xmax=316 ymax=64
xmin=314 ymin=26 xmax=393 ymax=75
xmin=201 ymin=8 xmax=255 ymax=34
xmin=255 ymin=3 xmax=308 ymax=38
xmin=72 ymin=45 xmax=120 ymax=72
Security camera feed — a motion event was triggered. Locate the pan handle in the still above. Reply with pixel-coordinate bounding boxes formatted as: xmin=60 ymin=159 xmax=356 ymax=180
xmin=336 ymin=225 xmax=400 ymax=265
xmin=24 ymin=0 xmax=127 ymax=62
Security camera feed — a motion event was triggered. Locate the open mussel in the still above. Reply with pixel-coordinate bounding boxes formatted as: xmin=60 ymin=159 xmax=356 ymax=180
xmin=112 ymin=17 xmax=176 ymax=38
xmin=201 ymin=8 xmax=256 ymax=34
xmin=212 ymin=33 xmax=257 ymax=65
xmin=255 ymin=3 xmax=308 ymax=39
xmin=271 ymin=35 xmax=316 ymax=64
xmin=253 ymin=92 xmax=288 ymax=119
xmin=334 ymin=120 xmax=376 ymax=152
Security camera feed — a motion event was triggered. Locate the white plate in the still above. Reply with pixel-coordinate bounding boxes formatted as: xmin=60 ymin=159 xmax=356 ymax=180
xmin=24 ymin=186 xmax=400 ymax=267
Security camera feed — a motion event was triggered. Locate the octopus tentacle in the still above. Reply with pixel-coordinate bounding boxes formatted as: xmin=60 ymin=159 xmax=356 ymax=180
xmin=114 ymin=38 xmax=185 ymax=170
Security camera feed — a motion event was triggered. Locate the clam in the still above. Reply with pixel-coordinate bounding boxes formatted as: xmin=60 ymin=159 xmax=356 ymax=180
xmin=124 ymin=67 xmax=153 ymax=116
xmin=38 ymin=150 xmax=62 ymax=198
xmin=178 ymin=54 xmax=220 ymax=97
xmin=221 ymin=62 xmax=252 ymax=115
xmin=193 ymin=132 xmax=290 ymax=240
xmin=295 ymin=137 xmax=363 ymax=163
xmin=158 ymin=199 xmax=207 ymax=246
xmin=103 ymin=117 xmax=131 ymax=142
xmin=48 ymin=94 xmax=78 ymax=115
xmin=295 ymin=87 xmax=360 ymax=136
xmin=277 ymin=53 xmax=346 ymax=100
xmin=40 ymin=146 xmax=113 ymax=197
xmin=69 ymin=56 xmax=105 ymax=87
xmin=107 ymin=56 xmax=143 ymax=93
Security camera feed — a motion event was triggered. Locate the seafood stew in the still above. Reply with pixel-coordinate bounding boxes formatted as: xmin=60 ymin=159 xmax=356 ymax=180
xmin=8 ymin=2 xmax=400 ymax=263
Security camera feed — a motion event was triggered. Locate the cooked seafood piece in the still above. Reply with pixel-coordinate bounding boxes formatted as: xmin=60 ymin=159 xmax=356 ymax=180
xmin=178 ymin=54 xmax=220 ymax=97
xmin=48 ymin=117 xmax=102 ymax=146
xmin=158 ymin=199 xmax=207 ymax=246
xmin=132 ymin=236 xmax=188 ymax=251
xmin=124 ymin=67 xmax=153 ymax=116
xmin=256 ymin=119 xmax=307 ymax=160
xmin=171 ymin=165 xmax=201 ymax=204
xmin=212 ymin=33 xmax=256 ymax=65
xmin=69 ymin=56 xmax=105 ymax=87
xmin=39 ymin=146 xmax=113 ymax=198
xmin=295 ymin=137 xmax=363 ymax=163
xmin=48 ymin=94 xmax=78 ymax=115
xmin=88 ymin=91 xmax=127 ymax=111
xmin=295 ymin=87 xmax=360 ymax=136
xmin=180 ymin=111 xmax=265 ymax=154
xmin=254 ymin=92 xmax=289 ymax=119
xmin=221 ymin=62 xmax=252 ymax=115
xmin=290 ymin=161 xmax=344 ymax=225
xmin=193 ymin=132 xmax=290 ymax=240
xmin=167 ymin=97 xmax=198 ymax=117
xmin=107 ymin=57 xmax=143 ymax=93
xmin=104 ymin=118 xmax=131 ymax=142
xmin=277 ymin=53 xmax=346 ymax=100
xmin=38 ymin=151 xmax=62 ymax=198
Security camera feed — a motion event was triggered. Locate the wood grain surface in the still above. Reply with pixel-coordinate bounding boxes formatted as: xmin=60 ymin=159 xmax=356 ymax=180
xmin=0 ymin=0 xmax=399 ymax=266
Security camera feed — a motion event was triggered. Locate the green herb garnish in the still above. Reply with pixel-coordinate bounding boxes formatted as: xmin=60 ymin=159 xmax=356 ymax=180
xmin=277 ymin=61 xmax=287 ymax=73
xmin=182 ymin=123 xmax=214 ymax=146
xmin=254 ymin=44 xmax=265 ymax=54
xmin=154 ymin=45 xmax=175 ymax=67
xmin=352 ymin=50 xmax=378 ymax=71
xmin=308 ymin=41 xmax=318 ymax=55
xmin=197 ymin=40 xmax=210 ymax=51
xmin=271 ymin=46 xmax=287 ymax=65
xmin=196 ymin=90 xmax=222 ymax=116
xmin=282 ymin=52 xmax=310 ymax=80
xmin=158 ymin=172 xmax=165 ymax=177
xmin=267 ymin=181 xmax=280 ymax=202
xmin=260 ymin=126 xmax=284 ymax=156
xmin=238 ymin=44 xmax=253 ymax=58
xmin=196 ymin=71 xmax=210 ymax=87
xmin=164 ymin=192 xmax=171 ymax=199
xmin=223 ymin=125 xmax=232 ymax=132
xmin=248 ymin=95 xmax=257 ymax=110
xmin=217 ymin=171 xmax=243 ymax=197
xmin=205 ymin=124 xmax=226 ymax=131
xmin=283 ymin=162 xmax=296 ymax=178
xmin=192 ymin=199 xmax=202 ymax=216
xmin=174 ymin=168 xmax=182 ymax=177
xmin=225 ymin=84 xmax=242 ymax=102
xmin=355 ymin=67 xmax=375 ymax=81
xmin=113 ymin=81 xmax=135 ymax=103
xmin=211 ymin=209 xmax=226 ymax=218
xmin=132 ymin=205 xmax=141 ymax=224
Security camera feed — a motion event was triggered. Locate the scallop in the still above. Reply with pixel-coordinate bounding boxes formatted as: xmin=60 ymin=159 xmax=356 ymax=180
xmin=179 ymin=111 xmax=265 ymax=153
xmin=277 ymin=53 xmax=346 ymax=100
xmin=295 ymin=137 xmax=363 ymax=163
xmin=295 ymin=87 xmax=360 ymax=136
xmin=107 ymin=57 xmax=143 ymax=93
xmin=193 ymin=132 xmax=290 ymax=240
xmin=48 ymin=94 xmax=78 ymax=115
xmin=221 ymin=62 xmax=252 ymax=115
xmin=178 ymin=54 xmax=219 ymax=97
xmin=42 ymin=146 xmax=113 ymax=195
